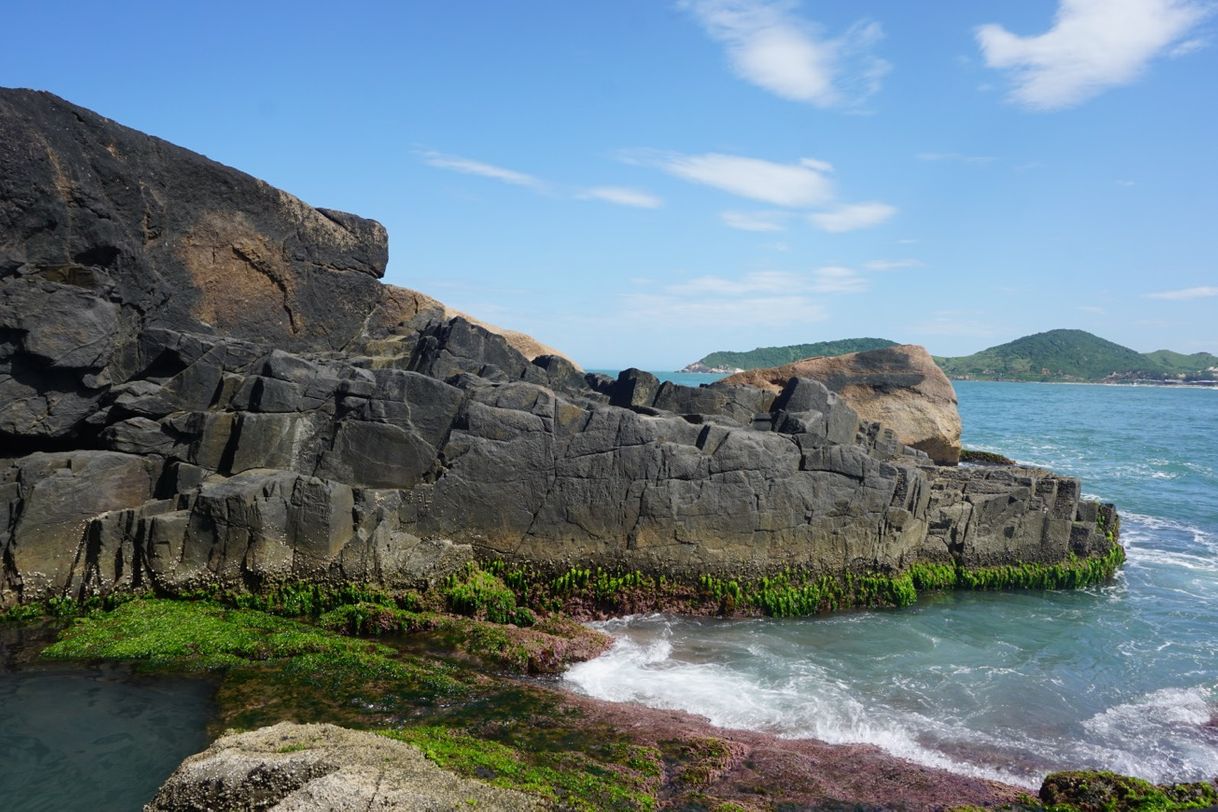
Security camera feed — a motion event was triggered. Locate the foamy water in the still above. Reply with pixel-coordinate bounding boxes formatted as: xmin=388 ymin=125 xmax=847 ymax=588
xmin=566 ymin=382 xmax=1218 ymax=787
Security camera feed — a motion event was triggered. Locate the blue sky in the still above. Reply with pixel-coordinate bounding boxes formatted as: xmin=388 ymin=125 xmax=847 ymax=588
xmin=4 ymin=0 xmax=1216 ymax=368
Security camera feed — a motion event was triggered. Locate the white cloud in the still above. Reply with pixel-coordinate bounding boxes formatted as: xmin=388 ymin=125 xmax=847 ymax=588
xmin=910 ymin=311 xmax=1003 ymax=337
xmin=420 ymin=151 xmax=662 ymax=210
xmin=578 ymin=186 xmax=663 ymax=208
xmin=865 ymin=258 xmax=924 ymax=271
xmin=917 ymin=152 xmax=996 ymax=165
xmin=809 ymin=202 xmax=896 ymax=232
xmin=810 ymin=265 xmax=869 ymax=293
xmin=680 ymin=0 xmax=889 ymax=107
xmin=622 ymin=265 xmax=866 ymax=327
xmin=631 ymin=151 xmax=835 ymax=207
xmin=667 ymin=267 xmax=867 ymax=296
xmin=419 ymin=150 xmax=547 ymax=190
xmin=721 ymin=210 xmax=791 ymax=231
xmin=1170 ymin=36 xmax=1209 ymax=56
xmin=1145 ymin=285 xmax=1218 ymax=300
xmin=976 ymin=0 xmax=1210 ymax=110
xmin=622 ymin=292 xmax=827 ymax=327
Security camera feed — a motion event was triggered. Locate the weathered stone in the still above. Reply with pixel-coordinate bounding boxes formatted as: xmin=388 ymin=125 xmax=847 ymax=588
xmin=146 ymin=722 xmax=543 ymax=811
xmin=725 ymin=345 xmax=962 ymax=464
xmin=0 ymin=90 xmax=1122 ymax=607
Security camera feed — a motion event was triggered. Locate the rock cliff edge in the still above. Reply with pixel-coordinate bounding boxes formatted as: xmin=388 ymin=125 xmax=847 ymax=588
xmin=0 ymin=89 xmax=1120 ymax=606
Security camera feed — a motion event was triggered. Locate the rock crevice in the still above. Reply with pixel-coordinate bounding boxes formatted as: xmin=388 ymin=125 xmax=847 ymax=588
xmin=0 ymin=89 xmax=1121 ymax=606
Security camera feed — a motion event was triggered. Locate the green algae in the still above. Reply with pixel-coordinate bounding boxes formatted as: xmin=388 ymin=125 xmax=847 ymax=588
xmin=482 ymin=545 xmax=1125 ymax=621
xmin=444 ymin=563 xmax=535 ymax=626
xmin=1039 ymin=769 xmax=1218 ymax=811
xmin=381 ymin=725 xmax=659 ymax=811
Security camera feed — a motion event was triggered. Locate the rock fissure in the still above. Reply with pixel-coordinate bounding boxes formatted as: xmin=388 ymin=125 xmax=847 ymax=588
xmin=0 ymin=89 xmax=1122 ymax=607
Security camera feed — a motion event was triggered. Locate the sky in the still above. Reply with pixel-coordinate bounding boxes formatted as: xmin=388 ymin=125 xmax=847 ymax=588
xmin=3 ymin=0 xmax=1216 ymax=369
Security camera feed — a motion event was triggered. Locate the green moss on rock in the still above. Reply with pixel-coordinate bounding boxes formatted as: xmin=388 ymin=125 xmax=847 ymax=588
xmin=1040 ymin=769 xmax=1218 ymax=811
xmin=381 ymin=725 xmax=658 ymax=811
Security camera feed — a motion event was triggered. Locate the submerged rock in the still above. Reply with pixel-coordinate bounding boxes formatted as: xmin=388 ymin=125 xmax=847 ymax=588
xmin=146 ymin=722 xmax=543 ymax=811
xmin=0 ymin=89 xmax=1121 ymax=607
xmin=724 ymin=344 xmax=963 ymax=465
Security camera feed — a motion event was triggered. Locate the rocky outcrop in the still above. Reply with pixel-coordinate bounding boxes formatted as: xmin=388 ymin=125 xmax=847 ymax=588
xmin=724 ymin=344 xmax=963 ymax=465
xmin=0 ymin=89 xmax=1120 ymax=607
xmin=146 ymin=722 xmax=543 ymax=811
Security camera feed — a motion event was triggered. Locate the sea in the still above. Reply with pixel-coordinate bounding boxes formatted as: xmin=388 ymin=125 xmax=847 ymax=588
xmin=566 ymin=378 xmax=1218 ymax=788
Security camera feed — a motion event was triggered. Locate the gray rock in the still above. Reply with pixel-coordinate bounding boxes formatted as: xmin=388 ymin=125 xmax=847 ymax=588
xmin=146 ymin=722 xmax=543 ymax=811
xmin=0 ymin=90 xmax=1123 ymax=607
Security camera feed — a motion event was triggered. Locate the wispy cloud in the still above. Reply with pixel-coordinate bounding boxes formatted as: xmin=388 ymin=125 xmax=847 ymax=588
xmin=976 ymin=0 xmax=1211 ymax=110
xmin=809 ymin=265 xmax=870 ymax=293
xmin=809 ymin=202 xmax=896 ymax=233
xmin=865 ymin=258 xmax=924 ymax=271
xmin=624 ymin=150 xmax=835 ymax=207
xmin=680 ymin=0 xmax=890 ymax=108
xmin=421 ymin=150 xmax=662 ymax=209
xmin=577 ymin=186 xmax=663 ymax=208
xmin=666 ymin=267 xmax=868 ymax=296
xmin=419 ymin=150 xmax=547 ymax=190
xmin=910 ymin=311 xmax=1003 ymax=337
xmin=622 ymin=292 xmax=827 ymax=327
xmin=1145 ymin=285 xmax=1218 ymax=300
xmin=917 ymin=152 xmax=996 ymax=165
xmin=720 ymin=210 xmax=791 ymax=232
xmin=620 ymin=266 xmax=866 ymax=328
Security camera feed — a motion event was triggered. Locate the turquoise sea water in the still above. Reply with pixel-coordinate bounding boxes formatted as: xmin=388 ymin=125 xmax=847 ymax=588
xmin=566 ymin=381 xmax=1218 ymax=787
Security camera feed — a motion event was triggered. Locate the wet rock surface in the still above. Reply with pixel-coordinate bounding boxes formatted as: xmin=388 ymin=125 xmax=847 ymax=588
xmin=0 ymin=89 xmax=1120 ymax=606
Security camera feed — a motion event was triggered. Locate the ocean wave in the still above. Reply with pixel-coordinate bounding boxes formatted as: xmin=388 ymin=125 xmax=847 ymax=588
xmin=1076 ymin=687 xmax=1218 ymax=783
xmin=565 ymin=631 xmax=1040 ymax=787
xmin=567 ymin=622 xmax=1218 ymax=790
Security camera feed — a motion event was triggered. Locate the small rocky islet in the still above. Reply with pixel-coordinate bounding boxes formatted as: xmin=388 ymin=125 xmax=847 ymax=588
xmin=0 ymin=88 xmax=1207 ymax=810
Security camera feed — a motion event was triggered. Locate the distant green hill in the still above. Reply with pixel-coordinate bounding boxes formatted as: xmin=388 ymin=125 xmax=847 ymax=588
xmin=936 ymin=329 xmax=1218 ymax=382
xmin=1143 ymin=349 xmax=1218 ymax=375
xmin=683 ymin=337 xmax=898 ymax=372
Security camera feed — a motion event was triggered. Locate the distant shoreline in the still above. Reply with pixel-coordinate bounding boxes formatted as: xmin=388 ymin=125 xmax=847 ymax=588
xmin=950 ymin=378 xmax=1217 ymax=389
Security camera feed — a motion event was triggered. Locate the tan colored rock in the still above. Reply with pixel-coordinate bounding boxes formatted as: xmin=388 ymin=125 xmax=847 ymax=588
xmin=441 ymin=305 xmax=577 ymax=367
xmin=146 ymin=722 xmax=545 ymax=811
xmin=725 ymin=344 xmax=961 ymax=464
xmin=363 ymin=284 xmax=579 ymax=369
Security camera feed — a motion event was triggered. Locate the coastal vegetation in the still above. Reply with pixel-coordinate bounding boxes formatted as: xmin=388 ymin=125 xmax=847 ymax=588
xmin=683 ymin=337 xmax=897 ymax=372
xmin=11 ymin=554 xmax=1202 ymax=811
xmin=684 ymin=329 xmax=1217 ymax=383
xmin=935 ymin=329 xmax=1218 ymax=383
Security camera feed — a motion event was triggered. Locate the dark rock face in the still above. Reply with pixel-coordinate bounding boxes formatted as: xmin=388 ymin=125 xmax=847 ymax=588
xmin=0 ymin=89 xmax=1122 ymax=605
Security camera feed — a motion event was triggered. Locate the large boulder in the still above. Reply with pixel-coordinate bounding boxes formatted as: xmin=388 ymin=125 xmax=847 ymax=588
xmin=724 ymin=344 xmax=962 ymax=465
xmin=146 ymin=722 xmax=543 ymax=811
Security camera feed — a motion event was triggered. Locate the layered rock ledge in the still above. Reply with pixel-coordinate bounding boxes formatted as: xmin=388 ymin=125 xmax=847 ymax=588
xmin=0 ymin=89 xmax=1121 ymax=608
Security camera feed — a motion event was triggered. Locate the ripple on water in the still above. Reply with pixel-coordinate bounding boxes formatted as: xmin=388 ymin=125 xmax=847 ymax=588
xmin=0 ymin=667 xmax=213 ymax=812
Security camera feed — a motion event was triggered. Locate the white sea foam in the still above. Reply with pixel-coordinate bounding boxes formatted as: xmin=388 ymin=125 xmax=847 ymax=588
xmin=1076 ymin=687 xmax=1218 ymax=783
xmin=565 ymin=631 xmax=1040 ymax=787
xmin=567 ymin=623 xmax=1218 ymax=789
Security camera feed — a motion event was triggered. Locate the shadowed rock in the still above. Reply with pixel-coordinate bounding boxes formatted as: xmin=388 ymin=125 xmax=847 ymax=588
xmin=0 ymin=89 xmax=1120 ymax=606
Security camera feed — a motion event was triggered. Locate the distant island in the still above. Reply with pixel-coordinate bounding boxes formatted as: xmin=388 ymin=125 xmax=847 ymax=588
xmin=681 ymin=337 xmax=897 ymax=373
xmin=683 ymin=329 xmax=1217 ymax=385
xmin=934 ymin=329 xmax=1218 ymax=384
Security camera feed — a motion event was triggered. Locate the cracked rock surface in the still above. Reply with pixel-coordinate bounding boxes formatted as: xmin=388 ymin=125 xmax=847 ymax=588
xmin=0 ymin=89 xmax=1120 ymax=605
xmin=145 ymin=722 xmax=543 ymax=811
